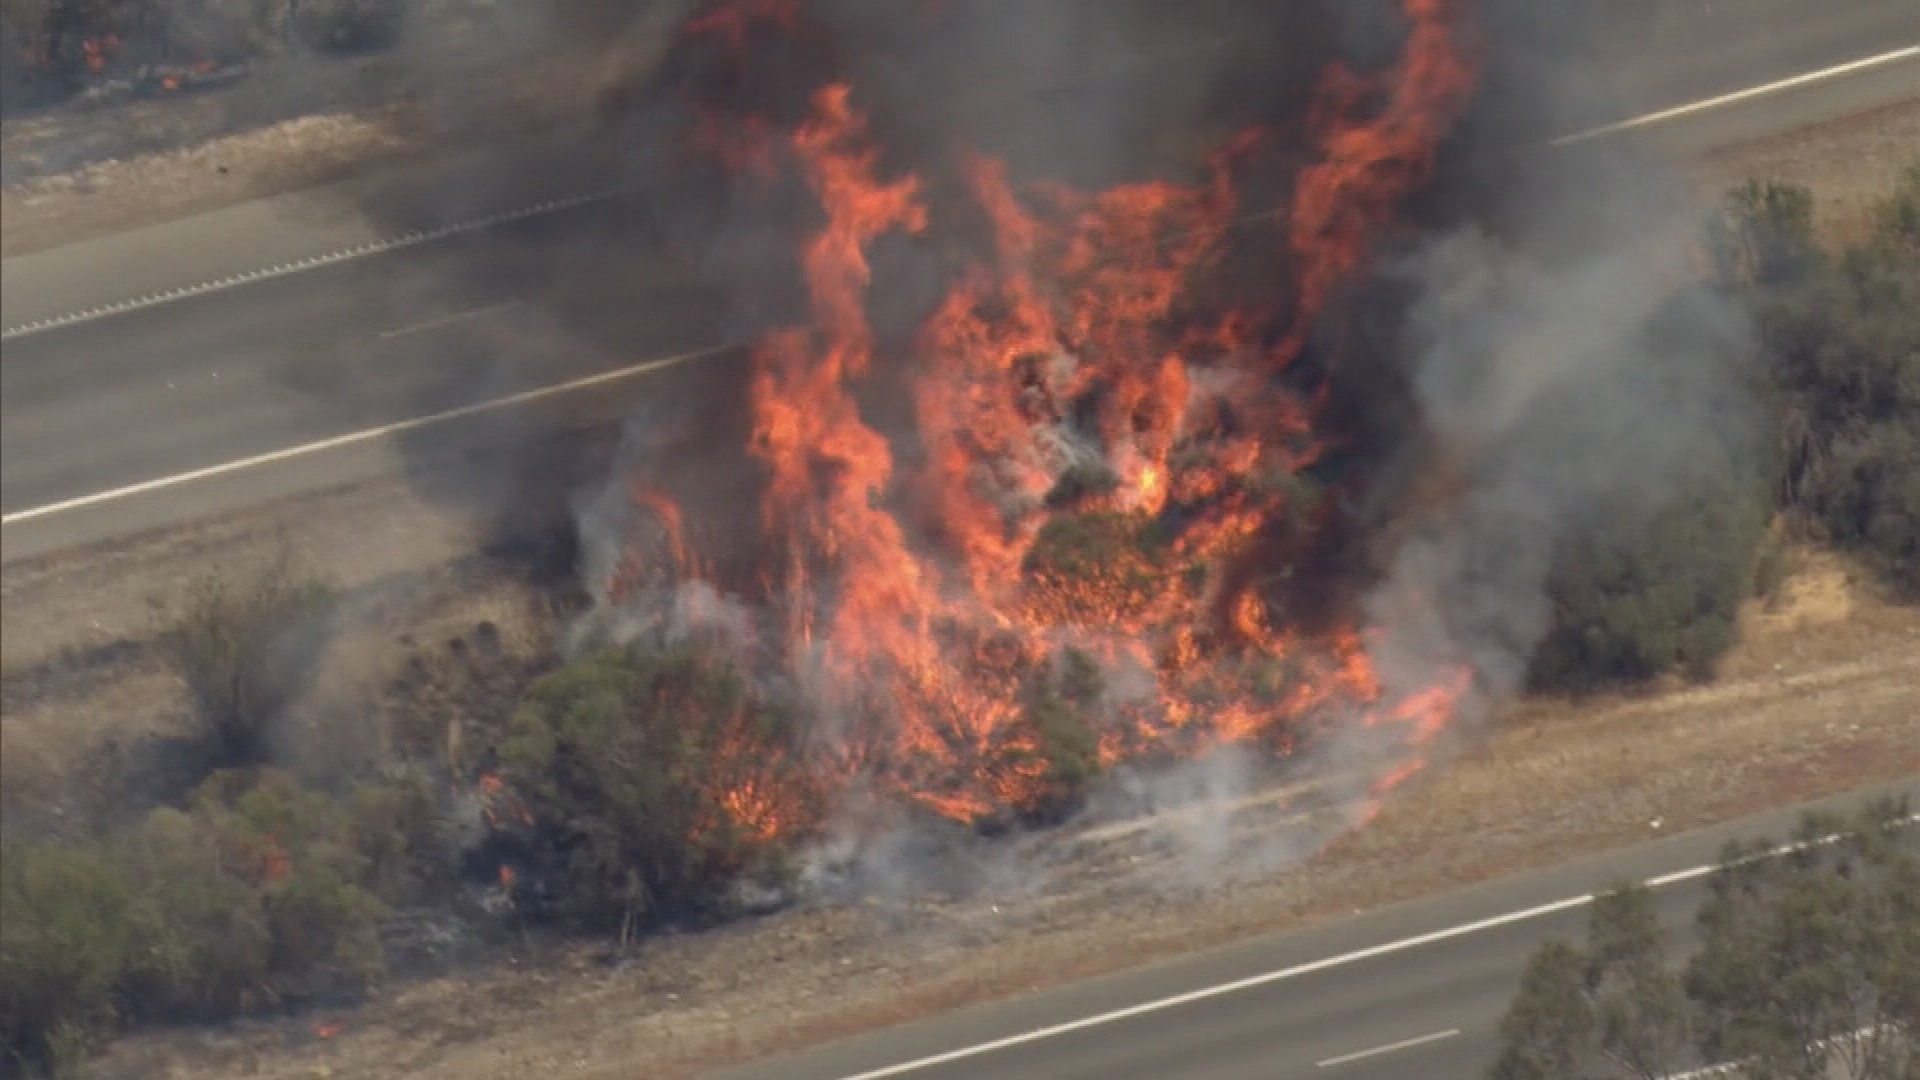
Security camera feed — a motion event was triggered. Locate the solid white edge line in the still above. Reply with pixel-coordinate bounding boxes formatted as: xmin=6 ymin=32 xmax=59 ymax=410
xmin=0 ymin=346 xmax=728 ymax=527
xmin=6 ymin=44 xmax=1916 ymax=343
xmin=1549 ymin=45 xmax=1920 ymax=146
xmin=1315 ymin=1028 xmax=1461 ymax=1068
xmin=818 ymin=814 xmax=1917 ymax=1080
xmin=4 ymin=45 xmax=1917 ymax=525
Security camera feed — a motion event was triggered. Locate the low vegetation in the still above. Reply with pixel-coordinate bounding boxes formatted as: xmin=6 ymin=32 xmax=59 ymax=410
xmin=1525 ymin=165 xmax=1920 ymax=692
xmin=0 ymin=0 xmax=408 ymax=110
xmin=2 ymin=171 xmax=1916 ymax=1074
xmin=1489 ymin=799 xmax=1919 ymax=1080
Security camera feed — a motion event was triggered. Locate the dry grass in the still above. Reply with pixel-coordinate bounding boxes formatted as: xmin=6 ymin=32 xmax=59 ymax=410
xmin=54 ymin=546 xmax=1918 ymax=1080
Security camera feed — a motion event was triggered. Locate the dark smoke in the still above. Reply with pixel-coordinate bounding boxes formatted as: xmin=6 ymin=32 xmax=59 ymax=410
xmin=292 ymin=1 xmax=1756 ymax=883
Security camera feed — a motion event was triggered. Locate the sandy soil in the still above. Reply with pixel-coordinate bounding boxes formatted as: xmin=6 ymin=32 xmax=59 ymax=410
xmin=1 ymin=88 xmax=1915 ymax=1080
xmin=1688 ymin=98 xmax=1920 ymax=245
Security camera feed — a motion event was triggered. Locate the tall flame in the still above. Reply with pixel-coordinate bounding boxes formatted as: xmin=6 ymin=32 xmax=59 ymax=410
xmin=628 ymin=0 xmax=1481 ymax=840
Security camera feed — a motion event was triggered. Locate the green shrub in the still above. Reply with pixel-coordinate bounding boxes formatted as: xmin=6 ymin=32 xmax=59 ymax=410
xmin=183 ymin=769 xmax=387 ymax=1004
xmin=1529 ymin=458 xmax=1768 ymax=692
xmin=261 ymin=862 xmax=387 ymax=1003
xmin=0 ymin=765 xmax=403 ymax=1070
xmin=113 ymin=808 xmax=273 ymax=1022
xmin=0 ymin=836 xmax=132 ymax=1073
xmin=345 ymin=767 xmax=453 ymax=906
xmin=159 ymin=560 xmax=337 ymax=768
xmin=499 ymin=641 xmax=811 ymax=934
xmin=1721 ymin=168 xmax=1920 ymax=595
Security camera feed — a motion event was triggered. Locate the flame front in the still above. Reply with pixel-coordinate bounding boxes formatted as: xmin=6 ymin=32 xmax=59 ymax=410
xmin=623 ymin=0 xmax=1482 ymax=841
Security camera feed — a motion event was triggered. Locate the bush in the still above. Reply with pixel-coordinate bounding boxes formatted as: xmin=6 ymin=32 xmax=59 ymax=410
xmin=0 ymin=837 xmax=131 ymax=1074
xmin=1721 ymin=167 xmax=1920 ymax=595
xmin=0 ymin=768 xmax=398 ymax=1070
xmin=498 ymin=641 xmax=812 ymax=934
xmin=159 ymin=559 xmax=337 ymax=768
xmin=1012 ymin=648 xmax=1106 ymax=824
xmin=113 ymin=808 xmax=273 ymax=1022
xmin=1528 ymin=454 xmax=1769 ymax=692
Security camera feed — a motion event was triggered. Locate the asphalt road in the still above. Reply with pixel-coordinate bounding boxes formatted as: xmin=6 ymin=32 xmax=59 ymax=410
xmin=703 ymin=780 xmax=1919 ymax=1080
xmin=2 ymin=3 xmax=1917 ymax=561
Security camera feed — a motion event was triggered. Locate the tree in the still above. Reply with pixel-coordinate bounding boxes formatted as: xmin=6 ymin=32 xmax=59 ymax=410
xmin=1490 ymin=803 xmax=1920 ymax=1079
xmin=1489 ymin=886 xmax=1691 ymax=1080
xmin=1718 ymin=169 xmax=1920 ymax=597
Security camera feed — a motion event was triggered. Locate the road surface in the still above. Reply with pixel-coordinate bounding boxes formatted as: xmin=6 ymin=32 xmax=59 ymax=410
xmin=2 ymin=2 xmax=1917 ymax=561
xmin=702 ymin=780 xmax=1918 ymax=1080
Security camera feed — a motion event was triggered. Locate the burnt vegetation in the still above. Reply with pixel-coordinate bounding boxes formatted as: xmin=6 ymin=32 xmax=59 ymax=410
xmin=3 ymin=0 xmax=1919 ymax=1073
xmin=10 ymin=170 xmax=1917 ymax=1064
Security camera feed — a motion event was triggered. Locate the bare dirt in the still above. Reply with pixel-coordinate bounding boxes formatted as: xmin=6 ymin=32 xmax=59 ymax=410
xmin=2 ymin=97 xmax=1916 ymax=1080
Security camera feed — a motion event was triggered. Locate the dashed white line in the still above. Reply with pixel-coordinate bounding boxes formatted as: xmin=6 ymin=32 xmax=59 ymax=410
xmin=8 ymin=47 xmax=1916 ymax=344
xmin=0 ymin=188 xmax=626 ymax=342
xmin=0 ymin=345 xmax=730 ymax=527
xmin=1316 ymin=1028 xmax=1461 ymax=1068
xmin=5 ymin=47 xmax=1918 ymax=529
xmin=1550 ymin=44 xmax=1920 ymax=146
xmin=377 ymin=299 xmax=523 ymax=339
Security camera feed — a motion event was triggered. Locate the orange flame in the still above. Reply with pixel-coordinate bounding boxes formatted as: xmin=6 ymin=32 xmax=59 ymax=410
xmin=630 ymin=1 xmax=1482 ymax=837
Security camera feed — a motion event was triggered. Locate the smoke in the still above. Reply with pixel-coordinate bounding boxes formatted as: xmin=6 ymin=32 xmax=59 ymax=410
xmin=250 ymin=0 xmax=1760 ymax=901
xmin=1361 ymin=219 xmax=1757 ymax=705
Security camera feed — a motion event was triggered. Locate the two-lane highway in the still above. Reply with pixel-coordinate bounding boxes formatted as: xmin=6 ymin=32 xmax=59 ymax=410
xmin=1 ymin=200 xmax=732 ymax=517
xmin=702 ymin=780 xmax=1917 ymax=1080
xmin=3 ymin=3 xmax=1917 ymax=563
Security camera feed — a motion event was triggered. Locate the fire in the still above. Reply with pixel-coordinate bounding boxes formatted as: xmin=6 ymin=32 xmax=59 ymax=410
xmin=616 ymin=1 xmax=1482 ymax=840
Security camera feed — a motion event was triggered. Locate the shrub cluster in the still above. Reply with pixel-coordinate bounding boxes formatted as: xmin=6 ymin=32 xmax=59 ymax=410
xmin=494 ymin=641 xmax=815 ymax=937
xmin=5 ymin=168 xmax=1916 ymax=1073
xmin=1731 ymin=166 xmax=1920 ymax=595
xmin=1526 ymin=164 xmax=1920 ymax=692
xmin=0 ymin=767 xmax=435 ymax=1073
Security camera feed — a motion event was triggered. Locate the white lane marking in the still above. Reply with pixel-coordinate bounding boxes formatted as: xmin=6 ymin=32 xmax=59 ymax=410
xmin=0 ymin=345 xmax=729 ymax=527
xmin=6 ymin=47 xmax=1918 ymax=525
xmin=377 ymin=299 xmax=522 ymax=340
xmin=817 ymin=813 xmax=1917 ymax=1080
xmin=1551 ymin=45 xmax=1920 ymax=146
xmin=7 ymin=46 xmax=1917 ymax=344
xmin=0 ymin=187 xmax=628 ymax=342
xmin=1315 ymin=1028 xmax=1461 ymax=1068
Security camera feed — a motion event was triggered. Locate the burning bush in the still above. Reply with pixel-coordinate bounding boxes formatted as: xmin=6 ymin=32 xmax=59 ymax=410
xmin=497 ymin=639 xmax=815 ymax=934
